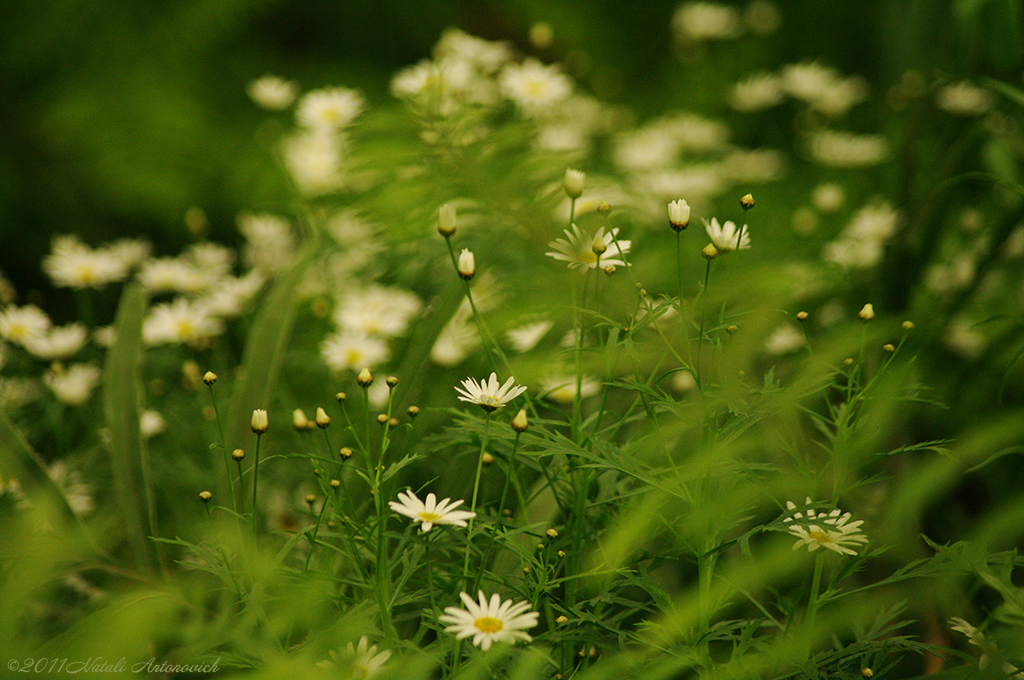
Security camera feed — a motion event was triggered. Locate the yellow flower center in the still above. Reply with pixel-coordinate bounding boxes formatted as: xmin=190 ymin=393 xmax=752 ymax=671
xmin=581 ymin=251 xmax=597 ymax=264
xmin=417 ymin=512 xmax=443 ymax=523
xmin=808 ymin=529 xmax=832 ymax=544
xmin=474 ymin=617 xmax=504 ymax=634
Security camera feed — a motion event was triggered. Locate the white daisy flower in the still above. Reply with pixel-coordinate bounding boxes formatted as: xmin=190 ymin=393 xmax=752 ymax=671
xmin=318 ymin=636 xmax=392 ymax=679
xmin=246 ymin=74 xmax=298 ymax=110
xmin=782 ymin=497 xmax=868 ymax=556
xmin=673 ymin=2 xmax=743 ymax=42
xmin=137 ymin=257 xmax=218 ymax=295
xmin=0 ymin=304 xmax=51 ymax=345
xmin=42 ymin=236 xmax=129 ymax=289
xmin=546 ymin=224 xmax=631 ymax=270
xmin=23 ymin=323 xmax=88 ymax=360
xmin=295 ymin=87 xmax=365 ymax=131
xmin=809 ymin=130 xmax=889 ymax=168
xmin=500 ymin=58 xmax=572 ymax=115
xmin=937 ymin=80 xmax=995 ymax=116
xmin=44 ymin=363 xmax=101 ymax=406
xmin=540 ymin=374 xmax=601 ymax=404
xmin=320 ymin=330 xmax=390 ymax=372
xmin=334 ymin=286 xmax=422 ymax=338
xmin=238 ymin=213 xmax=298 ymax=274
xmin=142 ymin=298 xmax=224 ymax=346
xmin=389 ymin=490 xmax=476 ymax=532
xmin=439 ymin=591 xmax=539 ymax=651
xmin=703 ymin=218 xmax=751 ymax=252
xmin=455 ymin=372 xmax=527 ymax=411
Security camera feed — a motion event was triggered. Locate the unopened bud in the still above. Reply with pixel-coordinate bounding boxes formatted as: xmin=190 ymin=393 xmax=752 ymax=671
xmin=407 ymin=405 xmax=420 ymax=418
xmin=740 ymin=193 xmax=755 ymax=210
xmin=726 ymin=325 xmax=738 ymax=334
xmin=592 ymin=238 xmax=607 ymax=256
xmin=668 ymin=199 xmax=690 ymax=231
xmin=339 ymin=447 xmax=353 ymax=459
xmin=858 ymin=303 xmax=875 ymax=321
xmin=330 ymin=479 xmax=341 ymax=489
xmin=482 ymin=452 xmax=495 ymax=465
xmin=386 ymin=376 xmax=398 ymax=388
xmin=376 ymin=413 xmax=389 ymax=425
xmin=251 ymin=409 xmax=269 ymax=434
xmin=458 ymin=248 xmax=475 ymax=280
xmin=512 ymin=408 xmax=529 ymax=432
xmin=546 ymin=528 xmax=559 ymax=538
xmin=231 ymin=448 xmax=245 ymax=461
xmin=335 ymin=391 xmax=346 ymax=403
xmin=556 ymin=615 xmax=569 ymax=624
xmin=902 ymin=320 xmax=914 ymax=331
xmin=564 ymin=168 xmax=585 ymax=199
xmin=357 ymin=368 xmax=373 ymax=387
xmin=883 ymin=343 xmax=895 ymax=353
xmin=557 ymin=549 xmax=565 ymax=558
xmin=388 ymin=417 xmax=399 ymax=427
xmin=702 ymin=243 xmax=718 ymax=260
xmin=861 ymin=669 xmax=873 ymax=679
xmin=305 ymin=494 xmax=316 ymax=506
xmin=796 ymin=311 xmax=808 ymax=322
xmin=293 ymin=409 xmax=311 ymax=431
xmin=203 ymin=371 xmax=217 ymax=385
xmin=602 ymin=265 xmax=616 ymax=276
xmin=438 ymin=203 xmax=457 ymax=237
xmin=842 ymin=358 xmax=854 ymax=366
xmin=199 ymin=490 xmax=212 ymax=503
xmin=315 ymin=407 xmax=331 ymax=428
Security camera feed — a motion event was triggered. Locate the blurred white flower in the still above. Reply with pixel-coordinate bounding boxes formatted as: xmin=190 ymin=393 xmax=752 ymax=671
xmin=44 ymin=363 xmax=101 ymax=406
xmin=430 ymin=309 xmax=479 ymax=367
xmin=142 ymin=298 xmax=224 ymax=346
xmin=0 ymin=304 xmax=51 ymax=345
xmin=198 ymin=271 xmax=265 ymax=318
xmin=281 ymin=131 xmax=345 ymax=195
xmin=435 ymin=28 xmax=513 ymax=74
xmin=673 ymin=2 xmax=743 ymax=41
xmin=247 ymin=75 xmax=298 ymax=110
xmin=810 ymin=130 xmax=889 ymax=167
xmin=42 ymin=236 xmax=129 ymax=289
xmin=140 ymin=409 xmax=166 ymax=439
xmin=764 ymin=324 xmax=806 ymax=355
xmin=317 ymin=636 xmax=392 ymax=679
xmin=137 ymin=257 xmax=218 ymax=295
xmin=937 ymin=81 xmax=995 ymax=116
xmin=295 ymin=87 xmax=365 ymax=131
xmin=321 ymin=330 xmax=390 ymax=372
xmin=334 ymin=285 xmax=422 ymax=338
xmin=540 ymin=374 xmax=601 ymax=403
xmin=781 ymin=62 xmax=868 ymax=116
xmin=23 ymin=323 xmax=88 ymax=360
xmin=729 ymin=72 xmax=784 ymax=112
xmin=239 ymin=213 xmax=298 ymax=274
xmin=500 ymin=59 xmax=573 ymax=115
xmin=47 ymin=461 xmax=94 ymax=515
xmin=811 ymin=183 xmax=845 ymax=213
xmin=507 ymin=320 xmax=553 ymax=353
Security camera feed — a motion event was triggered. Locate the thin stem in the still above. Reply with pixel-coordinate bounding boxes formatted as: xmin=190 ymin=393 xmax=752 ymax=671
xmin=462 ymin=411 xmax=491 ymax=591
xmin=206 ymin=384 xmax=238 ymax=515
xmin=251 ymin=432 xmax=263 ymax=537
xmin=696 ymin=258 xmax=714 ymax=393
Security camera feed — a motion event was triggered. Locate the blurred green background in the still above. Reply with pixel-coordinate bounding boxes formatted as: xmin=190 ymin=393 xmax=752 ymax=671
xmin=1 ymin=0 xmax=1019 ymax=317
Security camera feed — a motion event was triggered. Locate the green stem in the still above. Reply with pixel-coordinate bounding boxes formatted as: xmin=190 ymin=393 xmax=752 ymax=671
xmin=805 ymin=553 xmax=825 ymax=652
xmin=696 ymin=258 xmax=714 ymax=393
xmin=462 ymin=411 xmax=491 ymax=591
xmin=251 ymin=432 xmax=262 ymax=537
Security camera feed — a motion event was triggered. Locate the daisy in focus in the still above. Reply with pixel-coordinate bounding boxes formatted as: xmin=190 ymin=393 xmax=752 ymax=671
xmin=455 ymin=372 xmax=527 ymax=411
xmin=389 ymin=490 xmax=476 ymax=532
xmin=439 ymin=591 xmax=539 ymax=651
xmin=703 ymin=218 xmax=750 ymax=252
xmin=782 ymin=497 xmax=868 ymax=556
xmin=546 ymin=224 xmax=631 ymax=270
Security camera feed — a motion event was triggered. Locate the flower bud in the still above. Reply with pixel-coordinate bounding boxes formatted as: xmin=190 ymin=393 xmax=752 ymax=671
xmin=407 ymin=405 xmax=420 ymax=418
xmin=305 ymin=494 xmax=316 ymax=506
xmin=564 ymin=168 xmax=585 ymax=199
xmin=546 ymin=528 xmax=559 ymax=538
xmin=597 ymin=201 xmax=611 ymax=213
xmin=512 ymin=408 xmax=529 ymax=432
xmin=315 ymin=407 xmax=331 ymax=428
xmin=668 ymin=199 xmax=690 ymax=231
xmin=556 ymin=615 xmax=569 ymax=624
xmin=339 ymin=447 xmax=353 ymax=459
xmin=376 ymin=413 xmax=388 ymax=425
xmin=293 ymin=409 xmax=311 ymax=431
xmin=251 ymin=408 xmax=269 ymax=434
xmin=330 ymin=478 xmax=341 ymax=489
xmin=603 ymin=265 xmax=616 ymax=276
xmin=883 ymin=343 xmax=895 ymax=353
xmin=858 ymin=303 xmax=875 ymax=321
xmin=482 ymin=452 xmax=495 ymax=465
xmin=203 ymin=371 xmax=217 ymax=385
xmin=796 ymin=311 xmax=808 ymax=322
xmin=592 ymin=238 xmax=607 ymax=256
xmin=386 ymin=376 xmax=398 ymax=388
xmin=336 ymin=391 xmax=347 ymax=403
xmin=199 ymin=490 xmax=212 ymax=503
xmin=726 ymin=325 xmax=738 ymax=334
xmin=458 ymin=248 xmax=475 ymax=280
xmin=740 ymin=193 xmax=755 ymax=210
xmin=902 ymin=320 xmax=914 ymax=331
xmin=702 ymin=243 xmax=718 ymax=260
xmin=231 ymin=448 xmax=245 ymax=461
xmin=438 ymin=203 xmax=457 ymax=237
xmin=357 ymin=368 xmax=373 ymax=386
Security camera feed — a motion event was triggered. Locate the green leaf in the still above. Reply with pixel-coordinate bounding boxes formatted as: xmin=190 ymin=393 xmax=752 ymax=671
xmin=102 ymin=283 xmax=162 ymax=575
